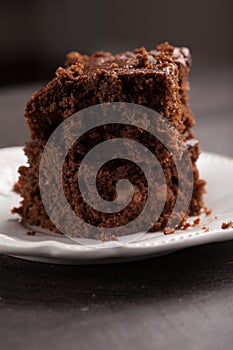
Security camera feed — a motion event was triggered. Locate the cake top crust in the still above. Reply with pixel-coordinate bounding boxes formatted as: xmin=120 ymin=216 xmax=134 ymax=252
xmin=61 ymin=42 xmax=191 ymax=80
xmin=25 ymin=42 xmax=192 ymax=142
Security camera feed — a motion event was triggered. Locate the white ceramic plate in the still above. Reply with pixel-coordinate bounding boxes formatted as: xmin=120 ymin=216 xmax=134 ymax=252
xmin=0 ymin=147 xmax=233 ymax=265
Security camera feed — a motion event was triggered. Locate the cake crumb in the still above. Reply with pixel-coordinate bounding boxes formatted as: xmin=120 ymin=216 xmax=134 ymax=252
xmin=180 ymin=216 xmax=200 ymax=230
xmin=26 ymin=230 xmax=36 ymax=236
xmin=221 ymin=221 xmax=233 ymax=230
xmin=179 ymin=214 xmax=190 ymax=230
xmin=193 ymin=217 xmax=201 ymax=226
xmin=163 ymin=227 xmax=176 ymax=235
xmin=135 ymin=47 xmax=149 ymax=67
xmin=180 ymin=222 xmax=191 ymax=230
xmin=214 ymin=216 xmax=218 ymax=220
xmin=201 ymin=226 xmax=209 ymax=232
xmin=204 ymin=207 xmax=212 ymax=216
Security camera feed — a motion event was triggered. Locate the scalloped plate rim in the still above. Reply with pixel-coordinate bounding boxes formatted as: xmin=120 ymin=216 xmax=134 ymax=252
xmin=0 ymin=146 xmax=232 ymax=264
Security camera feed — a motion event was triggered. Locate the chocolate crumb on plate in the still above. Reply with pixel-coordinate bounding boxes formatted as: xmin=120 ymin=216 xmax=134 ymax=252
xmin=26 ymin=230 xmax=36 ymax=236
xmin=204 ymin=206 xmax=212 ymax=216
xmin=201 ymin=226 xmax=210 ymax=232
xmin=221 ymin=221 xmax=233 ymax=230
xmin=163 ymin=227 xmax=176 ymax=235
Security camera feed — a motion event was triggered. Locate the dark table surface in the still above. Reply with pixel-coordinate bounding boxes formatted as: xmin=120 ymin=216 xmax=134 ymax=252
xmin=0 ymin=66 xmax=233 ymax=350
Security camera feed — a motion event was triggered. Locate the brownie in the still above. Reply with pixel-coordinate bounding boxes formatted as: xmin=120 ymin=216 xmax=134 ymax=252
xmin=13 ymin=42 xmax=206 ymax=238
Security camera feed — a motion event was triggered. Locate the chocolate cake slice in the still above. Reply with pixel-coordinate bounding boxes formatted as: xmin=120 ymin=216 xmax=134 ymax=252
xmin=13 ymin=42 xmax=206 ymax=238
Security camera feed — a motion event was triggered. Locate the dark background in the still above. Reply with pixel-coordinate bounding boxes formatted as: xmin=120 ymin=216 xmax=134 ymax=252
xmin=0 ymin=0 xmax=232 ymax=86
xmin=0 ymin=0 xmax=232 ymax=155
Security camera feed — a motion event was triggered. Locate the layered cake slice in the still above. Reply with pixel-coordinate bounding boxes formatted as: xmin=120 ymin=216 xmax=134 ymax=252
xmin=13 ymin=42 xmax=206 ymax=237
